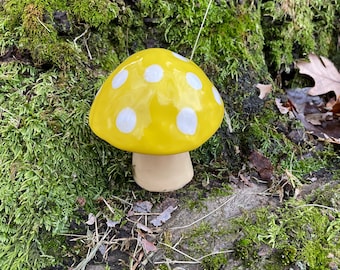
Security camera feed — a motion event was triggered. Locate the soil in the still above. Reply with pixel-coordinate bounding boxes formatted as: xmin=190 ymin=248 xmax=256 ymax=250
xmin=82 ymin=177 xmax=334 ymax=270
xmin=152 ymin=183 xmax=276 ymax=270
xmin=83 ymin=182 xmax=277 ymax=270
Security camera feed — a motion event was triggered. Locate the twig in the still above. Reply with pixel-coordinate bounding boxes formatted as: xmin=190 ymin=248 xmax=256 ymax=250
xmin=154 ymin=260 xmax=200 ymax=265
xmin=154 ymin=250 xmax=234 ymax=266
xmin=36 ymin=17 xmax=51 ymax=32
xmin=112 ymin=195 xmax=133 ymax=206
xmin=74 ymin=26 xmax=89 ymax=45
xmin=84 ymin=31 xmax=92 ymax=60
xmin=102 ymin=198 xmax=116 ymax=216
xmin=73 ymin=229 xmax=111 ymax=270
xmin=130 ymin=212 xmax=161 ymax=216
xmin=224 ymin=110 xmax=233 ymax=133
xmin=169 ymin=195 xmax=236 ymax=230
xmin=296 ymin=204 xmax=339 ymax=212
xmin=173 ymin=235 xmax=184 ymax=249
xmin=95 ymin=213 xmax=99 ymax=243
xmin=159 ymin=242 xmax=200 ymax=263
xmin=197 ymin=250 xmax=234 ymax=261
xmin=190 ymin=0 xmax=213 ymax=60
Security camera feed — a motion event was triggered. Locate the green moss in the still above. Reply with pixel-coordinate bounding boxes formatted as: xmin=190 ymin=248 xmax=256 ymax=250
xmin=1 ymin=1 xmax=340 ymax=269
xmin=262 ymin=0 xmax=338 ymax=70
xmin=138 ymin=0 xmax=266 ymax=79
xmin=232 ymin=185 xmax=340 ymax=269
xmin=71 ymin=0 xmax=119 ymax=28
xmin=175 ymin=221 xmax=231 ymax=269
xmin=0 ymin=62 xmax=135 ymax=268
xmin=1 ymin=0 xmax=143 ymax=70
xmin=201 ymin=253 xmax=228 ymax=270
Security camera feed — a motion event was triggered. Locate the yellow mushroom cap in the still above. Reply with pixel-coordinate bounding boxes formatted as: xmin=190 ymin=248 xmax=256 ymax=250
xmin=89 ymin=48 xmax=224 ymax=155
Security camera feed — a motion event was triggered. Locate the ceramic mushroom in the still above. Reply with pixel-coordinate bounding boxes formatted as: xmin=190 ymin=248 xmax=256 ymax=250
xmin=89 ymin=48 xmax=224 ymax=192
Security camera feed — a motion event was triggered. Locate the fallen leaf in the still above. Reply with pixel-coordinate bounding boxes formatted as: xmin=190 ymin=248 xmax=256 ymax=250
xmin=248 ymin=151 xmax=273 ymax=181
xmin=85 ymin=213 xmax=96 ymax=225
xmin=141 ymin=238 xmax=157 ymax=253
xmin=256 ymin=83 xmax=272 ymax=99
xmin=150 ymin=206 xmax=176 ymax=227
xmin=286 ymin=87 xmax=324 ymax=113
xmin=275 ymin=98 xmax=291 ymax=114
xmin=326 ymin=97 xmax=337 ymax=110
xmin=133 ymin=201 xmax=153 ymax=213
xmin=283 ymin=86 xmax=340 ymax=142
xmin=159 ymin=197 xmax=178 ymax=211
xmin=106 ymin=218 xmax=120 ymax=228
xmin=137 ymin=222 xmax=153 ymax=234
xmin=238 ymin=173 xmax=252 ymax=187
xmin=296 ymin=54 xmax=340 ymax=99
xmin=305 ymin=112 xmax=333 ymax=125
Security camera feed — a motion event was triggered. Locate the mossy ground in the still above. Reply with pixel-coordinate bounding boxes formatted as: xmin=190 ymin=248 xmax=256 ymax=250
xmin=1 ymin=0 xmax=340 ymax=269
xmin=232 ymin=183 xmax=340 ymax=270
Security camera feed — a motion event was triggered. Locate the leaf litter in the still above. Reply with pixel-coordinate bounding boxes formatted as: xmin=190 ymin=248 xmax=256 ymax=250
xmin=67 ymin=196 xmax=180 ymax=269
xmin=276 ymin=54 xmax=340 ymax=143
xmin=150 ymin=206 xmax=177 ymax=227
xmin=296 ymin=54 xmax=340 ymax=99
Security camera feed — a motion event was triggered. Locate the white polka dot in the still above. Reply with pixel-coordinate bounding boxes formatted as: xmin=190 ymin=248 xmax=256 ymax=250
xmin=116 ymin=107 xmax=136 ymax=133
xmin=186 ymin=72 xmax=202 ymax=90
xmin=112 ymin=70 xmax=128 ymax=89
xmin=172 ymin=52 xmax=189 ymax=62
xmin=212 ymin=86 xmax=223 ymax=105
xmin=144 ymin=64 xmax=163 ymax=83
xmin=176 ymin=108 xmax=197 ymax=135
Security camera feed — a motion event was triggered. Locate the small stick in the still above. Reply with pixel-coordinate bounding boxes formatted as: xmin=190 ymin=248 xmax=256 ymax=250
xmin=36 ymin=17 xmax=51 ymax=32
xmin=95 ymin=213 xmax=99 ymax=243
xmin=190 ymin=0 xmax=213 ymax=60
xmin=173 ymin=235 xmax=184 ymax=249
xmin=73 ymin=229 xmax=111 ymax=270
xmin=197 ymin=250 xmax=234 ymax=261
xmin=74 ymin=26 xmax=89 ymax=45
xmin=224 ymin=110 xmax=233 ymax=133
xmin=154 ymin=260 xmax=200 ymax=265
xmin=102 ymin=198 xmax=116 ymax=216
xmin=159 ymin=242 xmax=200 ymax=263
xmin=112 ymin=195 xmax=133 ymax=206
xmin=297 ymin=204 xmax=339 ymax=212
xmin=84 ymin=32 xmax=92 ymax=60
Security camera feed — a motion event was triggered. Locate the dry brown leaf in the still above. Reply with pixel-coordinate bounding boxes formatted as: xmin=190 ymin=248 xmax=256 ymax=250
xmin=275 ymin=98 xmax=291 ymax=114
xmin=137 ymin=222 xmax=153 ymax=234
xmin=141 ymin=238 xmax=157 ymax=253
xmin=296 ymin=54 xmax=340 ymax=99
xmin=238 ymin=173 xmax=252 ymax=187
xmin=256 ymin=83 xmax=272 ymax=99
xmin=305 ymin=112 xmax=333 ymax=125
xmin=248 ymin=151 xmax=274 ymax=181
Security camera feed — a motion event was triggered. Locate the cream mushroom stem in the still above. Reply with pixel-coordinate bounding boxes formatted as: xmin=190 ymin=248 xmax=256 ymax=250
xmin=132 ymin=152 xmax=194 ymax=192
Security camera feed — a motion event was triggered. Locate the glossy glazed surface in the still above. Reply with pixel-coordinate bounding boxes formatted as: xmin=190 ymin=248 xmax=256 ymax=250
xmin=89 ymin=48 xmax=224 ymax=155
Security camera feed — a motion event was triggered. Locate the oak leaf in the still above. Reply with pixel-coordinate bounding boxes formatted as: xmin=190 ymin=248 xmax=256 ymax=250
xmin=296 ymin=54 xmax=340 ymax=99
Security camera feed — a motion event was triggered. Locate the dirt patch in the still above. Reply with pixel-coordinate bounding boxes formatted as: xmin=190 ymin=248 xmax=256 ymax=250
xmin=82 ymin=183 xmax=276 ymax=270
xmin=166 ymin=183 xmax=274 ymax=239
xmin=150 ymin=183 xmax=276 ymax=269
